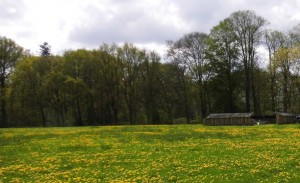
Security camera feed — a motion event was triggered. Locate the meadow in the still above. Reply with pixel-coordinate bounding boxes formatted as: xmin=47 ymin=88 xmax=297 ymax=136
xmin=0 ymin=124 xmax=299 ymax=182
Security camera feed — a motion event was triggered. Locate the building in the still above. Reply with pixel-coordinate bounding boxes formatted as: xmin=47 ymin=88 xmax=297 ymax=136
xmin=204 ymin=113 xmax=255 ymax=126
xmin=275 ymin=112 xmax=296 ymax=124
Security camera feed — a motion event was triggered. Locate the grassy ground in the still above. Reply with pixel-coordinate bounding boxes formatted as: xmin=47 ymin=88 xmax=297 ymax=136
xmin=0 ymin=124 xmax=300 ymax=182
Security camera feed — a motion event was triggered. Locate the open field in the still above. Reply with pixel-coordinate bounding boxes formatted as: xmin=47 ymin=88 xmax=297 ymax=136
xmin=1 ymin=125 xmax=300 ymax=182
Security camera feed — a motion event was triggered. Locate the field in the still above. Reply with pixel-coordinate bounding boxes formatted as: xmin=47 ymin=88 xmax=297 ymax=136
xmin=0 ymin=125 xmax=300 ymax=182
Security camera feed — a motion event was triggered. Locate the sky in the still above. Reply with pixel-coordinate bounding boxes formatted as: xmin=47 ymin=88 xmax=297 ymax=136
xmin=1 ymin=0 xmax=300 ymax=58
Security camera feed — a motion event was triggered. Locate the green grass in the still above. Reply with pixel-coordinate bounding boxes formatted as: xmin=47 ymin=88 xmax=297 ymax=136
xmin=0 ymin=124 xmax=300 ymax=182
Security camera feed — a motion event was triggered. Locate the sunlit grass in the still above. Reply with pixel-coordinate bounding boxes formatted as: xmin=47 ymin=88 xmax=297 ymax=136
xmin=1 ymin=125 xmax=300 ymax=182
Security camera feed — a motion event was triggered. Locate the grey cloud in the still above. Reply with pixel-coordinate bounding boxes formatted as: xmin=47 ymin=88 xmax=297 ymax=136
xmin=176 ymin=0 xmax=299 ymax=32
xmin=68 ymin=0 xmax=185 ymax=46
xmin=68 ymin=0 xmax=300 ymax=49
xmin=0 ymin=0 xmax=24 ymax=24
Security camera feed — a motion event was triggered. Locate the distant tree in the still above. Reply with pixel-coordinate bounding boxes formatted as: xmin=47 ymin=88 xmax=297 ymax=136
xmin=207 ymin=18 xmax=241 ymax=113
xmin=140 ymin=51 xmax=162 ymax=124
xmin=167 ymin=32 xmax=210 ymax=119
xmin=274 ymin=48 xmax=293 ymax=112
xmin=118 ymin=43 xmax=144 ymax=124
xmin=264 ymin=30 xmax=286 ymax=112
xmin=92 ymin=45 xmax=123 ymax=125
xmin=229 ymin=10 xmax=267 ymax=113
xmin=8 ymin=56 xmax=49 ymax=126
xmin=289 ymin=23 xmax=300 ymax=44
xmin=39 ymin=42 xmax=51 ymax=57
xmin=158 ymin=63 xmax=180 ymax=124
xmin=63 ymin=49 xmax=91 ymax=126
xmin=0 ymin=36 xmax=23 ymax=127
xmin=43 ymin=56 xmax=67 ymax=126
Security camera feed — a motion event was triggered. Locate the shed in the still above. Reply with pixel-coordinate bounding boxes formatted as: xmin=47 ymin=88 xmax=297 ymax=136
xmin=204 ymin=113 xmax=255 ymax=126
xmin=275 ymin=112 xmax=296 ymax=124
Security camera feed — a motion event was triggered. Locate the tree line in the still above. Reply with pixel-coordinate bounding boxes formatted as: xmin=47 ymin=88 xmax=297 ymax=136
xmin=1 ymin=10 xmax=300 ymax=127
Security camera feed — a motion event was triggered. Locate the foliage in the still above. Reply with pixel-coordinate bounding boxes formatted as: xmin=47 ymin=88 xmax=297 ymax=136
xmin=0 ymin=36 xmax=23 ymax=127
xmin=39 ymin=42 xmax=51 ymax=57
xmin=2 ymin=9 xmax=300 ymax=127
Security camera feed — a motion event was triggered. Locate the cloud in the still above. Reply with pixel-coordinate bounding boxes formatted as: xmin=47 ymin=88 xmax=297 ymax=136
xmin=1 ymin=0 xmax=300 ymax=56
xmin=174 ymin=0 xmax=300 ymax=33
xmin=0 ymin=0 xmax=24 ymax=24
xmin=68 ymin=0 xmax=300 ymax=52
xmin=68 ymin=0 xmax=192 ymax=47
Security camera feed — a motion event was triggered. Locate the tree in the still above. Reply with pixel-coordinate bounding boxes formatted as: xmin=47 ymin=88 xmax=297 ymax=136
xmin=274 ymin=48 xmax=293 ymax=112
xmin=264 ymin=30 xmax=286 ymax=112
xmin=118 ymin=43 xmax=144 ymax=124
xmin=63 ymin=49 xmax=91 ymax=126
xmin=39 ymin=42 xmax=51 ymax=57
xmin=158 ymin=63 xmax=178 ymax=124
xmin=167 ymin=32 xmax=210 ymax=119
xmin=207 ymin=18 xmax=240 ymax=112
xmin=229 ymin=10 xmax=267 ymax=113
xmin=43 ymin=56 xmax=67 ymax=126
xmin=0 ymin=36 xmax=23 ymax=127
xmin=8 ymin=56 xmax=50 ymax=126
xmin=92 ymin=45 xmax=123 ymax=125
xmin=140 ymin=51 xmax=162 ymax=124
xmin=290 ymin=45 xmax=300 ymax=112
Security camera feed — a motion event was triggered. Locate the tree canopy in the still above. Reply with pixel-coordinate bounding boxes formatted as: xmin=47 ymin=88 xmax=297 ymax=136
xmin=2 ymin=10 xmax=300 ymax=127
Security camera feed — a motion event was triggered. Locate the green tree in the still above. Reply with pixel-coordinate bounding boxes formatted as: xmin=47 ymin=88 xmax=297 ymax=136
xmin=43 ymin=56 xmax=67 ymax=126
xmin=274 ymin=48 xmax=292 ymax=112
xmin=0 ymin=36 xmax=23 ymax=127
xmin=158 ymin=63 xmax=178 ymax=124
xmin=8 ymin=56 xmax=49 ymax=126
xmin=229 ymin=10 xmax=267 ymax=113
xmin=140 ymin=51 xmax=162 ymax=124
xmin=207 ymin=18 xmax=241 ymax=112
xmin=264 ymin=30 xmax=286 ymax=112
xmin=92 ymin=45 xmax=123 ymax=125
xmin=118 ymin=43 xmax=144 ymax=124
xmin=167 ymin=32 xmax=210 ymax=119
xmin=63 ymin=49 xmax=91 ymax=126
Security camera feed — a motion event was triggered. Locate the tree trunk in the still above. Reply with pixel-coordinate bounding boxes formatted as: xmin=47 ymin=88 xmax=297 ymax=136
xmin=283 ymin=73 xmax=288 ymax=112
xmin=38 ymin=103 xmax=46 ymax=127
xmin=1 ymin=97 xmax=7 ymax=128
xmin=271 ymin=77 xmax=276 ymax=112
xmin=76 ymin=99 xmax=83 ymax=126
xmin=245 ymin=66 xmax=251 ymax=112
xmin=0 ymin=76 xmax=7 ymax=127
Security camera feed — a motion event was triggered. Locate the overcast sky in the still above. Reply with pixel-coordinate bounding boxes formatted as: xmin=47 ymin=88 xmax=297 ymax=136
xmin=1 ymin=0 xmax=300 ymax=57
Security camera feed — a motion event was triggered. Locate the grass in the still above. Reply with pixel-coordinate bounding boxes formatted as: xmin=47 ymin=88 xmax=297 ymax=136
xmin=0 ymin=124 xmax=300 ymax=182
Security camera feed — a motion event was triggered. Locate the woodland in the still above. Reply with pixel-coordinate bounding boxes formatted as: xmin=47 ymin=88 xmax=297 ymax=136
xmin=1 ymin=10 xmax=300 ymax=127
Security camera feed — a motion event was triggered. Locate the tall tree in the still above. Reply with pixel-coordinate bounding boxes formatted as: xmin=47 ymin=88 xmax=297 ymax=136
xmin=63 ymin=49 xmax=91 ymax=126
xmin=43 ymin=56 xmax=67 ymax=126
xmin=207 ymin=18 xmax=240 ymax=112
xmin=167 ymin=32 xmax=210 ymax=119
xmin=93 ymin=45 xmax=123 ymax=125
xmin=140 ymin=51 xmax=162 ymax=124
xmin=229 ymin=10 xmax=267 ymax=113
xmin=274 ymin=48 xmax=293 ymax=112
xmin=264 ymin=30 xmax=286 ymax=112
xmin=8 ymin=56 xmax=48 ymax=126
xmin=37 ymin=42 xmax=52 ymax=126
xmin=0 ymin=36 xmax=23 ymax=127
xmin=158 ymin=63 xmax=178 ymax=124
xmin=118 ymin=43 xmax=144 ymax=124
